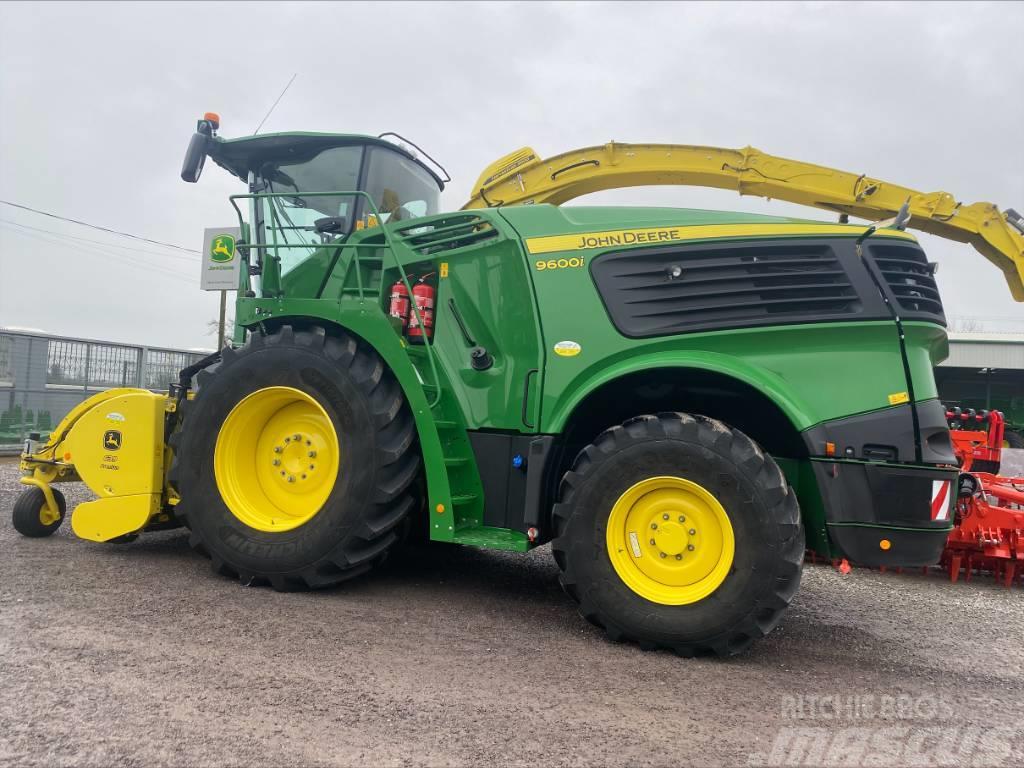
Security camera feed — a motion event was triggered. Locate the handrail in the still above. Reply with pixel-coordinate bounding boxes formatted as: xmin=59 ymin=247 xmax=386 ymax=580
xmin=228 ymin=190 xmax=444 ymax=408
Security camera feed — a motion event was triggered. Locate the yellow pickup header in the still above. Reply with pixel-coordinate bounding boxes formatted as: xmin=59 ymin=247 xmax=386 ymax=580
xmin=524 ymin=223 xmax=916 ymax=256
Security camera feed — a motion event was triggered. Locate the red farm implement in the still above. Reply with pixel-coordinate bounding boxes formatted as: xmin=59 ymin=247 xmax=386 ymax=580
xmin=941 ymin=408 xmax=1024 ymax=587
xmin=946 ymin=406 xmax=1005 ymax=474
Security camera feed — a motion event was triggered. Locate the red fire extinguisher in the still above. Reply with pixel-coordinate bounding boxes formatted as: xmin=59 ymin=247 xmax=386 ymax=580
xmin=388 ymin=279 xmax=410 ymax=329
xmin=407 ymin=275 xmax=436 ymax=344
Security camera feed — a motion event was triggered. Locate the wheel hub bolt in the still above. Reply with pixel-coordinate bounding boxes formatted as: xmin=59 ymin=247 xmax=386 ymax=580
xmin=688 ymin=544 xmax=695 ymax=551
xmin=308 ymin=450 xmax=317 ymax=458
xmin=659 ymin=552 xmax=667 ymax=558
xmin=287 ymin=476 xmax=295 ymax=483
xmin=662 ymin=513 xmax=669 ymax=520
xmin=284 ymin=437 xmax=291 ymax=443
xmin=689 ymin=529 xmax=696 ymax=535
xmin=651 ymin=523 xmax=657 ymax=530
xmin=274 ymin=446 xmax=282 ymax=453
xmin=650 ymin=538 xmax=656 ymax=545
xmin=675 ymin=554 xmax=682 ymax=560
xmin=272 ymin=459 xmax=280 ymax=466
xmin=293 ymin=434 xmax=301 ymax=441
xmin=678 ymin=515 xmax=686 ymax=523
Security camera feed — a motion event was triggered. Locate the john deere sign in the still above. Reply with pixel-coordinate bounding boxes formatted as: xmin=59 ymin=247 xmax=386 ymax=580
xmin=210 ymin=234 xmax=236 ymax=263
xmin=200 ymin=227 xmax=241 ymax=290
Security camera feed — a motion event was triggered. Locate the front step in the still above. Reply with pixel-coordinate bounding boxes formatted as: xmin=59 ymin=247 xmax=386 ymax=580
xmin=453 ymin=525 xmax=530 ymax=552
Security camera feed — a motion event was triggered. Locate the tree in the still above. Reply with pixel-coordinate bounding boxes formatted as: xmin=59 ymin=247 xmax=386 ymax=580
xmin=948 ymin=316 xmax=983 ymax=333
xmin=206 ymin=318 xmax=236 ymax=337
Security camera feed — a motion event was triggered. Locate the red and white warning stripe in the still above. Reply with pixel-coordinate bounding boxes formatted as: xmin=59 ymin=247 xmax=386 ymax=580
xmin=931 ymin=479 xmax=951 ymax=521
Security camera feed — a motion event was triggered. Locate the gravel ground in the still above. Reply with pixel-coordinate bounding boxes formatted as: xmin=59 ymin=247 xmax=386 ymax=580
xmin=1 ymin=455 xmax=1022 ymax=768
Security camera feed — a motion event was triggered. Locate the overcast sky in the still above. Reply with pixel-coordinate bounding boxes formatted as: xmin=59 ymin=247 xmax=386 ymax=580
xmin=1 ymin=1 xmax=1021 ymax=350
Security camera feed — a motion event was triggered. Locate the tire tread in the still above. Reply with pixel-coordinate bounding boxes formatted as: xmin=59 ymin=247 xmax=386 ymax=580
xmin=551 ymin=412 xmax=804 ymax=658
xmin=172 ymin=325 xmax=419 ymax=591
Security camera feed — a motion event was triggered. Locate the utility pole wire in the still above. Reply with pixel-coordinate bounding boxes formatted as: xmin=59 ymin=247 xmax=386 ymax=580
xmin=254 ymin=73 xmax=298 ymax=135
xmin=0 ymin=223 xmax=196 ymax=283
xmin=0 ymin=200 xmax=201 ymax=254
xmin=0 ymin=218 xmax=199 ymax=262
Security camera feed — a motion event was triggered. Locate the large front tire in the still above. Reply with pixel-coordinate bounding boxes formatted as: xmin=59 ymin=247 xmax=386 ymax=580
xmin=169 ymin=325 xmax=419 ymax=590
xmin=552 ymin=413 xmax=803 ymax=657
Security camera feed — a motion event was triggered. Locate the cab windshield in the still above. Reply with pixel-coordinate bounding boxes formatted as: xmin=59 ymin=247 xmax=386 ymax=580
xmin=256 ymin=144 xmax=441 ymax=275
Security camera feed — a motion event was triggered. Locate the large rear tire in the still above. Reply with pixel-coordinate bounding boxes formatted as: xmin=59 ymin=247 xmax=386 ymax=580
xmin=552 ymin=413 xmax=803 ymax=657
xmin=169 ymin=325 xmax=419 ymax=590
xmin=1003 ymin=429 xmax=1024 ymax=449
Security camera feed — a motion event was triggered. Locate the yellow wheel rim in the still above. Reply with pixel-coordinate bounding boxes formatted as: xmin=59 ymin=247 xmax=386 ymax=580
xmin=605 ymin=476 xmax=735 ymax=605
xmin=214 ymin=386 xmax=340 ymax=533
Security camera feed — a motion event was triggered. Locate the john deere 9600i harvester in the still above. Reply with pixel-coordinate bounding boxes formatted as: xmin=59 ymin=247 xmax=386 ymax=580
xmin=14 ymin=114 xmax=1024 ymax=655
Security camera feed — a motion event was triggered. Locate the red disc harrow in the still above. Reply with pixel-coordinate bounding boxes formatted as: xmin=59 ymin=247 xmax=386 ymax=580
xmin=936 ymin=408 xmax=1022 ymax=587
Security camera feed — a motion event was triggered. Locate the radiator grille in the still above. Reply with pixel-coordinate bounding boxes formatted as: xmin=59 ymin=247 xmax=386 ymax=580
xmin=591 ymin=242 xmax=863 ymax=337
xmin=867 ymin=244 xmax=945 ymax=323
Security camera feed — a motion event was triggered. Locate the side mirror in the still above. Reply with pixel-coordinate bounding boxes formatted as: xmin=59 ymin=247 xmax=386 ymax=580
xmin=181 ymin=122 xmax=213 ymax=183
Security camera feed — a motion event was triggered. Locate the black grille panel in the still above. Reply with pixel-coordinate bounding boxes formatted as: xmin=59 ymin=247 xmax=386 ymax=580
xmin=867 ymin=244 xmax=945 ymax=324
xmin=591 ymin=241 xmax=878 ymax=337
xmin=394 ymin=213 xmax=498 ymax=257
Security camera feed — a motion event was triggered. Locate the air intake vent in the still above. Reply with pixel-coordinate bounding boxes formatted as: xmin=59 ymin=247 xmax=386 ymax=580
xmin=394 ymin=214 xmax=498 ymax=257
xmin=591 ymin=242 xmax=865 ymax=338
xmin=867 ymin=244 xmax=945 ymax=324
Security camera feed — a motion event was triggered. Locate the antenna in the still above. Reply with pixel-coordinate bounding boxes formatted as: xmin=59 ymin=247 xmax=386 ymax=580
xmin=253 ymin=73 xmax=298 ymax=135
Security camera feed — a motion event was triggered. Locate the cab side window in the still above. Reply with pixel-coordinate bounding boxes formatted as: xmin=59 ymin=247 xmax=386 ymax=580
xmin=364 ymin=148 xmax=440 ymax=224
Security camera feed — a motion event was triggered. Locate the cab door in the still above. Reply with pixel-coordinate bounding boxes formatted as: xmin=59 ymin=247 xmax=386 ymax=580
xmin=398 ymin=211 xmax=546 ymax=433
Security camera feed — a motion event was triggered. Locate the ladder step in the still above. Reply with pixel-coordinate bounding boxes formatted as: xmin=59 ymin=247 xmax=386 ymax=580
xmin=340 ymin=287 xmax=383 ymax=295
xmin=452 ymin=525 xmax=530 ymax=552
xmin=451 ymin=494 xmax=478 ymax=506
xmin=444 ymin=457 xmax=469 ymax=467
xmin=434 ymin=420 xmax=458 ymax=430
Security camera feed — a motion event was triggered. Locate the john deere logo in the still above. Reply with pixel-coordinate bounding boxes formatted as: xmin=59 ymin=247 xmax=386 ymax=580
xmin=103 ymin=430 xmax=122 ymax=451
xmin=210 ymin=234 xmax=236 ymax=263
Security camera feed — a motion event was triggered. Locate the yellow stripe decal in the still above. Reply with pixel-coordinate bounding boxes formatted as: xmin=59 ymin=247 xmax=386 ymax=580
xmin=524 ymin=224 xmax=916 ymax=255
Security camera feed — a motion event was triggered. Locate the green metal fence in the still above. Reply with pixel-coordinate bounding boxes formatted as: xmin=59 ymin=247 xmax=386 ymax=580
xmin=0 ymin=328 xmax=210 ymax=450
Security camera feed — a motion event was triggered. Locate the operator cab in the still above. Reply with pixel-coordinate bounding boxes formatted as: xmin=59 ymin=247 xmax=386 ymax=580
xmin=182 ymin=117 xmax=444 ymax=278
